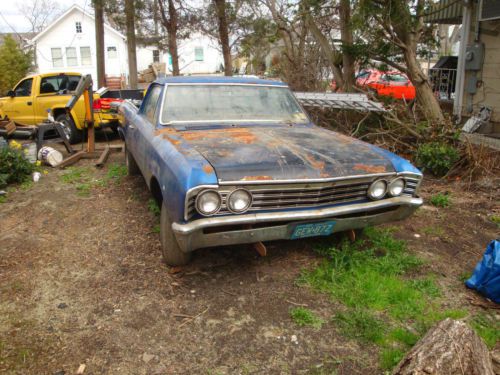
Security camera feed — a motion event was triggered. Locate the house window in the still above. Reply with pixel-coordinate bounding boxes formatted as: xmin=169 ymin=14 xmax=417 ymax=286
xmin=66 ymin=47 xmax=77 ymax=66
xmin=107 ymin=46 xmax=117 ymax=58
xmin=80 ymin=47 xmax=91 ymax=66
xmin=153 ymin=50 xmax=160 ymax=63
xmin=51 ymin=48 xmax=63 ymax=67
xmin=76 ymin=21 xmax=82 ymax=33
xmin=194 ymin=47 xmax=204 ymax=61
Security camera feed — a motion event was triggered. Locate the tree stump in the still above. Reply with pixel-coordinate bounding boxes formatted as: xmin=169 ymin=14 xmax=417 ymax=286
xmin=392 ymin=318 xmax=494 ymax=375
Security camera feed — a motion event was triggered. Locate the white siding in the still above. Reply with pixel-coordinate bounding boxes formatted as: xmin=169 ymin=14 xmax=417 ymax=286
xmin=33 ymin=7 xmax=128 ymax=89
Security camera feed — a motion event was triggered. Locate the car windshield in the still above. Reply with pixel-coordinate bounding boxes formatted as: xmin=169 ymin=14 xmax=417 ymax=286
xmin=160 ymin=85 xmax=309 ymax=124
xmin=385 ymin=74 xmax=408 ymax=82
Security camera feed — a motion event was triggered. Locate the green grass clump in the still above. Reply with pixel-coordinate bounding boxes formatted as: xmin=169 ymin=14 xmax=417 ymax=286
xmin=106 ymin=163 xmax=127 ymax=184
xmin=299 ymin=227 xmax=468 ymax=371
xmin=333 ymin=309 xmax=385 ymax=344
xmin=470 ymin=313 xmax=500 ymax=349
xmin=60 ymin=167 xmax=90 ymax=184
xmin=148 ymin=198 xmax=161 ymax=216
xmin=290 ymin=307 xmax=324 ymax=329
xmin=490 ymin=215 xmax=500 ymax=228
xmin=0 ymin=195 xmax=6 ymax=203
xmin=429 ymin=193 xmax=451 ymax=208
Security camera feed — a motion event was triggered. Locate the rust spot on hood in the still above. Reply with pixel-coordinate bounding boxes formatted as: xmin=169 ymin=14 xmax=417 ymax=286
xmin=304 ymin=154 xmax=326 ymax=171
xmin=178 ymin=128 xmax=257 ymax=145
xmin=241 ymin=175 xmax=273 ymax=181
xmin=156 ymin=127 xmax=178 ymax=136
xmin=353 ymin=163 xmax=387 ymax=173
xmin=202 ymin=164 xmax=214 ymax=174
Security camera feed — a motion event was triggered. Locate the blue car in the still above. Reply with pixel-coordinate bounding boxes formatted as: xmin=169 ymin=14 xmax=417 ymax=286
xmin=120 ymin=76 xmax=423 ymax=265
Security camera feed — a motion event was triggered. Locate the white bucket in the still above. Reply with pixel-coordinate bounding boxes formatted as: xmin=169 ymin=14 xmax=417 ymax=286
xmin=23 ymin=143 xmax=37 ymax=163
xmin=38 ymin=146 xmax=63 ymax=167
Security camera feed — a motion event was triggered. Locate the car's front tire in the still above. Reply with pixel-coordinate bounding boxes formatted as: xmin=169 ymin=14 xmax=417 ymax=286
xmin=125 ymin=144 xmax=140 ymax=176
xmin=56 ymin=114 xmax=82 ymax=144
xmin=160 ymin=201 xmax=192 ymax=266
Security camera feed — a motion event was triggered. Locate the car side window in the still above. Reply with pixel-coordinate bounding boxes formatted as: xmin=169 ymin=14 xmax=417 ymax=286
xmin=14 ymin=78 xmax=33 ymax=97
xmin=40 ymin=75 xmax=81 ymax=94
xmin=142 ymin=85 xmax=162 ymax=125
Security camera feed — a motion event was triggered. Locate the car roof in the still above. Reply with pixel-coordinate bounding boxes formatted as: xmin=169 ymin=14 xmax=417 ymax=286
xmin=154 ymin=76 xmax=288 ymax=86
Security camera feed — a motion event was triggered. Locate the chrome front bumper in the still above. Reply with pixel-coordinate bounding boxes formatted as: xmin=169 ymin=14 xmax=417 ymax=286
xmin=172 ymin=196 xmax=423 ymax=252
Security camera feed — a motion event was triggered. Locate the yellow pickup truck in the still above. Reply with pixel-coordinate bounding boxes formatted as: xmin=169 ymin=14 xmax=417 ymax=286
xmin=0 ymin=72 xmax=121 ymax=143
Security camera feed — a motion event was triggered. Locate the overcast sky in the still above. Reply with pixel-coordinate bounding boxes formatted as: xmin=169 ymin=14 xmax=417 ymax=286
xmin=0 ymin=0 xmax=88 ymax=33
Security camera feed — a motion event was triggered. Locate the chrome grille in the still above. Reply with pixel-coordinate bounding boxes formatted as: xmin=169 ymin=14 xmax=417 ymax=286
xmin=186 ymin=174 xmax=421 ymax=220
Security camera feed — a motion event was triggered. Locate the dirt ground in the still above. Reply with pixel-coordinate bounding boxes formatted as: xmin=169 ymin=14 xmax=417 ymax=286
xmin=0 ymin=137 xmax=499 ymax=375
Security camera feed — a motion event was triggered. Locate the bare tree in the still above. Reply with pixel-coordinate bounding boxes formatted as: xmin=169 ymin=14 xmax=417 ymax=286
xmin=18 ymin=0 xmax=62 ymax=33
xmin=158 ymin=0 xmax=180 ymax=75
xmin=125 ymin=0 xmax=138 ymax=88
xmin=214 ymin=0 xmax=233 ymax=75
xmin=93 ymin=0 xmax=106 ymax=88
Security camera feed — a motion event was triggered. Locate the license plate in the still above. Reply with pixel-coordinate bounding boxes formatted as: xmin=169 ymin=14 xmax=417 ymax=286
xmin=291 ymin=221 xmax=336 ymax=239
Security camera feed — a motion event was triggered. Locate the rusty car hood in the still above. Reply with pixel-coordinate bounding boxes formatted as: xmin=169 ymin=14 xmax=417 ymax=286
xmin=159 ymin=125 xmax=395 ymax=182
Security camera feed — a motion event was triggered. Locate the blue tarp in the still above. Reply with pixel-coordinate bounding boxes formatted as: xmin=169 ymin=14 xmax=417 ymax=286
xmin=466 ymin=239 xmax=500 ymax=303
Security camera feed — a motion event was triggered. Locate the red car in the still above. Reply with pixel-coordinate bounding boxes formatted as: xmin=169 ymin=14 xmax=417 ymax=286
xmin=356 ymin=69 xmax=416 ymax=100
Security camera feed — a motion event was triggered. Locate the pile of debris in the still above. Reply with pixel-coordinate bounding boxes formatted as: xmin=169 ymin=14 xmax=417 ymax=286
xmin=138 ymin=62 xmax=167 ymax=83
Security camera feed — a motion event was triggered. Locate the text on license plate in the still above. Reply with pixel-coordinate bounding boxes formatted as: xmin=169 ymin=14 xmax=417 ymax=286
xmin=291 ymin=221 xmax=336 ymax=239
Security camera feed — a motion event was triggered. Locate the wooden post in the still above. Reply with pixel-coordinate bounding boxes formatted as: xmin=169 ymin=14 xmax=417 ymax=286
xmin=83 ymin=88 xmax=95 ymax=153
xmin=93 ymin=0 xmax=106 ymax=88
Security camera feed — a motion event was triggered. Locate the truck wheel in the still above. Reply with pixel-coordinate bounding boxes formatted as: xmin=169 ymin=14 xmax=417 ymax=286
xmin=125 ymin=144 xmax=140 ymax=176
xmin=160 ymin=201 xmax=192 ymax=266
xmin=56 ymin=114 xmax=82 ymax=144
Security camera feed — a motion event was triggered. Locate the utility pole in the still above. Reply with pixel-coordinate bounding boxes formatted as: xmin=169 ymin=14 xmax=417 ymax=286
xmin=125 ymin=0 xmax=138 ymax=89
xmin=93 ymin=0 xmax=106 ymax=88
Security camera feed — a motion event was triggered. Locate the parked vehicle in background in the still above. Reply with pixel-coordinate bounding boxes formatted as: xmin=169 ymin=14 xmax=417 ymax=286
xmin=356 ymin=69 xmax=416 ymax=100
xmin=120 ymin=76 xmax=423 ymax=266
xmin=0 ymin=72 xmax=124 ymax=143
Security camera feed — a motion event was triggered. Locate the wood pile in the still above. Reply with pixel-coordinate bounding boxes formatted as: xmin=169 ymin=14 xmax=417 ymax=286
xmin=138 ymin=62 xmax=167 ymax=83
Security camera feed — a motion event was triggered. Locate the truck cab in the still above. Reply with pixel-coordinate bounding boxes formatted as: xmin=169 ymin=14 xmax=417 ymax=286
xmin=0 ymin=72 xmax=120 ymax=143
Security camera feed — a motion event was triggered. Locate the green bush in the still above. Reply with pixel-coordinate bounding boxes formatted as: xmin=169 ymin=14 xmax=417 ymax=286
xmin=429 ymin=193 xmax=451 ymax=208
xmin=416 ymin=142 xmax=460 ymax=176
xmin=0 ymin=147 xmax=34 ymax=188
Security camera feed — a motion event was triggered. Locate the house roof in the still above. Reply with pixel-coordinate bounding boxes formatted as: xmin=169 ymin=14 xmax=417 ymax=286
xmin=155 ymin=76 xmax=287 ymax=86
xmin=31 ymin=4 xmax=126 ymax=43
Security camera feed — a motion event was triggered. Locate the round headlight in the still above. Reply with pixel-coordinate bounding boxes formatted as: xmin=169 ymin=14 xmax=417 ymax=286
xmin=388 ymin=178 xmax=405 ymax=196
xmin=227 ymin=188 xmax=252 ymax=213
xmin=368 ymin=180 xmax=387 ymax=200
xmin=196 ymin=189 xmax=221 ymax=216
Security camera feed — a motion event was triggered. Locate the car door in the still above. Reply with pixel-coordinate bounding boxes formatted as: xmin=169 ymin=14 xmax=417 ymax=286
xmin=130 ymin=84 xmax=163 ymax=178
xmin=34 ymin=74 xmax=82 ymax=123
xmin=2 ymin=78 xmax=35 ymax=124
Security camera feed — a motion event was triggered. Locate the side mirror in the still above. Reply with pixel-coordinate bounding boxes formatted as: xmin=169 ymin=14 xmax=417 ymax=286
xmin=7 ymin=90 xmax=15 ymax=97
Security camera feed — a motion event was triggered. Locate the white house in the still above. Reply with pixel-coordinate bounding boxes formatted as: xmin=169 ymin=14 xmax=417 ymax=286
xmin=30 ymin=5 xmax=130 ymax=88
xmin=29 ymin=4 xmax=226 ymax=88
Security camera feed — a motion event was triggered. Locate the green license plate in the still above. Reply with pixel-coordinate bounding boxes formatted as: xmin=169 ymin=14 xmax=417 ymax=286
xmin=291 ymin=221 xmax=336 ymax=239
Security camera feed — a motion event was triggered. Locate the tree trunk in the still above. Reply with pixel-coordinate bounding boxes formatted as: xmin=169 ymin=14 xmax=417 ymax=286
xmin=158 ymin=0 xmax=180 ymax=76
xmin=393 ymin=319 xmax=495 ymax=375
xmin=125 ymin=0 xmax=138 ymax=89
xmin=214 ymin=0 xmax=232 ymax=76
xmin=403 ymin=42 xmax=444 ymax=123
xmin=339 ymin=0 xmax=355 ymax=91
xmin=93 ymin=0 xmax=105 ymax=88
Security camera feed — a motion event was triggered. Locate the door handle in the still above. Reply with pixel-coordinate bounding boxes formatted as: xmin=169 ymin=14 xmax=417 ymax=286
xmin=27 ymin=101 xmax=32 ymax=105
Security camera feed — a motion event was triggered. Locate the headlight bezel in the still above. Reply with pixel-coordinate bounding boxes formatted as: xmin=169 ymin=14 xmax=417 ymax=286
xmin=388 ymin=177 xmax=405 ymax=197
xmin=367 ymin=179 xmax=387 ymax=200
xmin=227 ymin=188 xmax=253 ymax=213
xmin=195 ymin=189 xmax=222 ymax=216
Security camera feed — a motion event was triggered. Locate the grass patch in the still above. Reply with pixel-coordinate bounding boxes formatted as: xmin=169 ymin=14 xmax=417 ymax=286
xmin=60 ymin=167 xmax=91 ymax=184
xmin=299 ymin=227 xmax=469 ymax=371
xmin=429 ymin=193 xmax=451 ymax=208
xmin=490 ymin=215 xmax=500 ymax=228
xmin=0 ymin=195 xmax=6 ymax=203
xmin=470 ymin=312 xmax=500 ymax=349
xmin=290 ymin=307 xmax=324 ymax=329
xmin=152 ymin=224 xmax=161 ymax=233
xmin=422 ymin=226 xmax=445 ymax=237
xmin=106 ymin=163 xmax=127 ymax=185
xmin=148 ymin=198 xmax=161 ymax=216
